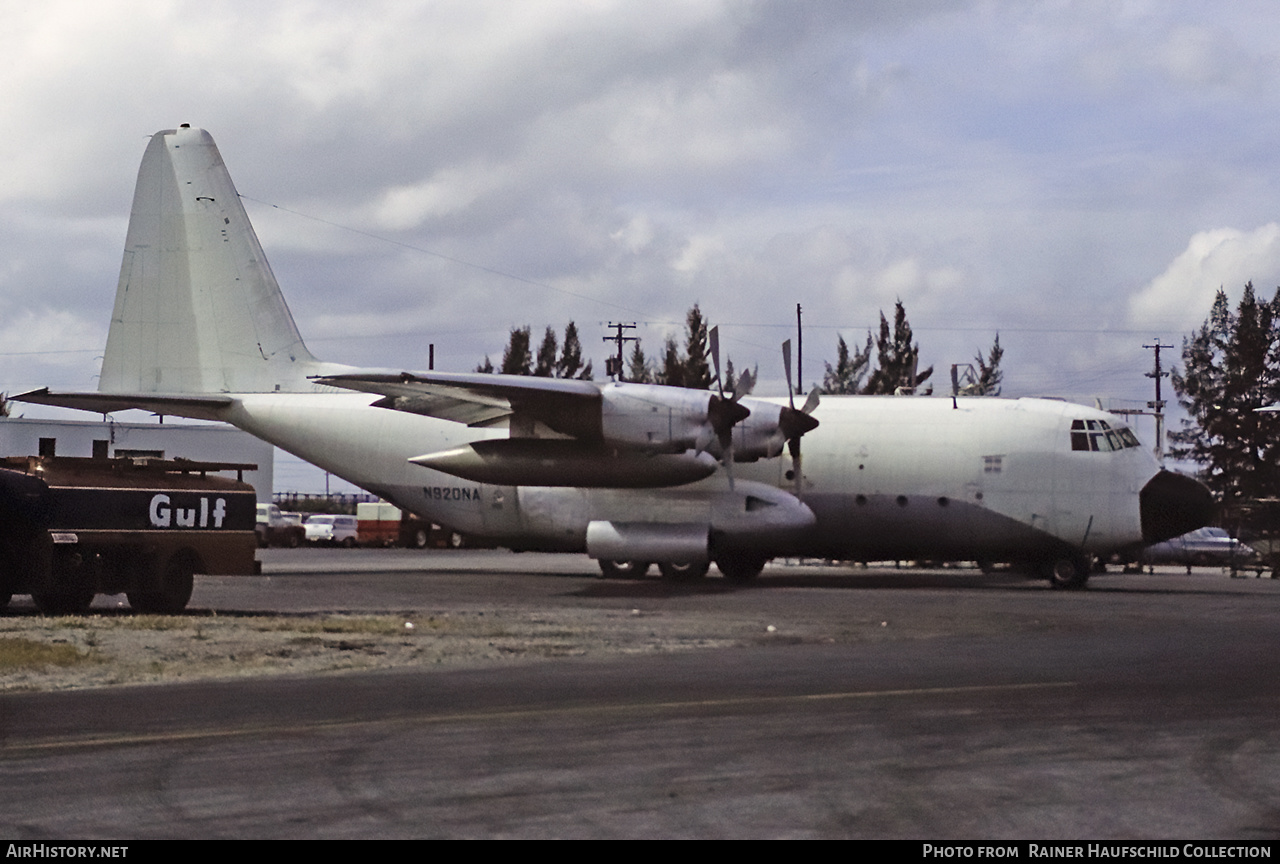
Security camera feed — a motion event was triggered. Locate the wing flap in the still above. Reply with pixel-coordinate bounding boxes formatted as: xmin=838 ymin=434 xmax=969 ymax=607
xmin=317 ymin=371 xmax=604 ymax=438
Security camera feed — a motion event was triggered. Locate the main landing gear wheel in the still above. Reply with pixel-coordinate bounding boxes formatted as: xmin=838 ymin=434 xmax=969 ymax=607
xmin=1045 ymin=556 xmax=1090 ymax=590
xmin=598 ymin=560 xmax=651 ymax=579
xmin=715 ymin=553 xmax=768 ymax=582
xmin=658 ymin=561 xmax=710 ymax=581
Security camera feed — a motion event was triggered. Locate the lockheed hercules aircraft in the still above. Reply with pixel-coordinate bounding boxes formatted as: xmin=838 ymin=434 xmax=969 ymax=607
xmin=19 ymin=126 xmax=1211 ymax=588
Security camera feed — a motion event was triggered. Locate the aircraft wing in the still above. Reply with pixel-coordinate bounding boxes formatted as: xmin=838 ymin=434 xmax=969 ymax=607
xmin=13 ymin=388 xmax=234 ymax=422
xmin=316 ymin=371 xmax=604 ymax=436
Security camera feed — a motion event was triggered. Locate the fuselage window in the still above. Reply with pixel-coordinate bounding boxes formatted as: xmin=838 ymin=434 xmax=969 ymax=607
xmin=1071 ymin=419 xmax=1089 ymax=451
xmin=1071 ymin=419 xmax=1141 ymax=452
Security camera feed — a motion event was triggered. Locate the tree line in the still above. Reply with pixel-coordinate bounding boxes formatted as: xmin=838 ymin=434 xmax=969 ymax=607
xmin=476 ymin=321 xmax=594 ymax=380
xmin=1172 ymin=282 xmax=1280 ymax=509
xmin=478 ymin=300 xmax=1003 ymax=397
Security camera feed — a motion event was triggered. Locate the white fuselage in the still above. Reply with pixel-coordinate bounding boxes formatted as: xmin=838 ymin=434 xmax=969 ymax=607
xmin=217 ymin=390 xmax=1157 ymax=561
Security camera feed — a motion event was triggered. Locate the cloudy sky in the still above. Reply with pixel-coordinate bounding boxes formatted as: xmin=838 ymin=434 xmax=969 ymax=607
xmin=4 ymin=0 xmax=1280 ymax=489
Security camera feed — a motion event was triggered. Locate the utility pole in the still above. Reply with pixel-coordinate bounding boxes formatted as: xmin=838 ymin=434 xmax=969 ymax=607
xmin=603 ymin=322 xmax=637 ymax=380
xmin=1144 ymin=339 xmax=1173 ymax=463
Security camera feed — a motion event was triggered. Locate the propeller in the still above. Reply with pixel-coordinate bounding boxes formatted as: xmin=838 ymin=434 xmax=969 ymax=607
xmin=709 ymin=326 xmax=751 ymax=488
xmin=781 ymin=339 xmax=820 ymax=497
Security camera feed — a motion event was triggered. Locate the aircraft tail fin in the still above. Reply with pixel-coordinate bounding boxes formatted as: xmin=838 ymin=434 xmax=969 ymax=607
xmin=100 ymin=126 xmax=341 ymax=395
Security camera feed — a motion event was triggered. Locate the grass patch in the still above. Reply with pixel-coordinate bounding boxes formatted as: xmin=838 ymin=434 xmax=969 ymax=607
xmin=117 ymin=616 xmax=195 ymax=631
xmin=0 ymin=637 xmax=91 ymax=670
xmin=251 ymin=616 xmax=412 ymax=636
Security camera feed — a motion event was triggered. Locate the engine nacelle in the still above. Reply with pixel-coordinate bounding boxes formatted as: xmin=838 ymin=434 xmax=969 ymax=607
xmin=596 ymin=383 xmax=809 ymax=462
xmin=726 ymin=399 xmax=788 ymax=462
xmin=598 ymin=383 xmax=728 ymax=453
xmin=410 ymin=440 xmax=719 ymax=488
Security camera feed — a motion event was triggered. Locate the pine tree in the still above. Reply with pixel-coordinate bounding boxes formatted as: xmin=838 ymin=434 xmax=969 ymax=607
xmin=627 ymin=340 xmax=652 ymax=384
xmin=683 ymin=304 xmax=712 ymax=390
xmin=971 ymin=334 xmax=1003 ymax=396
xmin=862 ymin=300 xmax=933 ymax=395
xmin=1172 ymin=283 xmax=1280 ymax=503
xmin=534 ymin=326 xmax=558 ymax=377
xmin=500 ymin=326 xmax=533 ymax=376
xmin=820 ymin=333 xmax=873 ymax=395
xmin=658 ymin=336 xmax=685 ymax=387
xmin=557 ymin=321 xmax=592 ymax=380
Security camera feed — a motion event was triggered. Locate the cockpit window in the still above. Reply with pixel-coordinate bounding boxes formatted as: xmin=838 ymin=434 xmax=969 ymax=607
xmin=1071 ymin=418 xmax=1142 ymax=452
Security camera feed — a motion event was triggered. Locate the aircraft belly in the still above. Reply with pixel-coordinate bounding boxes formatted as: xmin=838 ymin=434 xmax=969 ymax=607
xmin=802 ymin=492 xmax=1057 ymax=561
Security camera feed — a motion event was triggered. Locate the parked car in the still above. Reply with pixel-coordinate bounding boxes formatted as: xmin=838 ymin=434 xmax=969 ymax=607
xmin=1139 ymin=527 xmax=1258 ymax=568
xmin=303 ymin=514 xmax=359 ymax=547
xmin=256 ymin=503 xmax=305 ymax=548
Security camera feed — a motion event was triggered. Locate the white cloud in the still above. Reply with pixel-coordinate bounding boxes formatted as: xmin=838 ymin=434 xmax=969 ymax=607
xmin=7 ymin=0 xmax=1280 ymax=415
xmin=1128 ymin=224 xmax=1280 ymax=331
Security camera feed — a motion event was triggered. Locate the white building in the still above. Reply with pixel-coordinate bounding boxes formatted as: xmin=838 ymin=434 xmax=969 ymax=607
xmin=0 ymin=417 xmax=274 ymax=502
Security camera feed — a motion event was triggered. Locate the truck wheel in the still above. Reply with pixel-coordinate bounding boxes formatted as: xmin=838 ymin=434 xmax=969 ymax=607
xmin=130 ymin=553 xmax=197 ymax=614
xmin=32 ymin=586 xmax=95 ymax=615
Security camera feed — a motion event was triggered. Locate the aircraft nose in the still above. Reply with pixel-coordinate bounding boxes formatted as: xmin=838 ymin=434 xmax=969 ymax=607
xmin=1140 ymin=470 xmax=1214 ymax=543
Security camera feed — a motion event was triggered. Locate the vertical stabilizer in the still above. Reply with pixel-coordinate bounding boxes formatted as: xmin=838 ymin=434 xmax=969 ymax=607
xmin=100 ymin=126 xmax=330 ymax=394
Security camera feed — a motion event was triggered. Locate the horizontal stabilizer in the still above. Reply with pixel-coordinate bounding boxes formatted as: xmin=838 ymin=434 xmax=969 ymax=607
xmin=14 ymin=388 xmax=233 ymax=422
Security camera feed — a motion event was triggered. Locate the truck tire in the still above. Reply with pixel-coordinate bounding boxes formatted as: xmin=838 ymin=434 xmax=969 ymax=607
xmin=129 ymin=552 xmax=198 ymax=614
xmin=32 ymin=585 xmax=95 ymax=615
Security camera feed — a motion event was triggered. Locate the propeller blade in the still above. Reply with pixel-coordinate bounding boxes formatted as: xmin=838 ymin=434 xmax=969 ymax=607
xmin=707 ymin=392 xmax=749 ymax=489
xmin=735 ymin=367 xmax=755 ymax=399
xmin=707 ymin=394 xmax=750 ymax=447
xmin=779 ymin=406 xmax=820 ymax=441
xmin=801 ymin=389 xmax=820 ymax=415
xmin=710 ymin=325 xmax=724 ymax=398
xmin=782 ymin=339 xmax=795 ymax=410
xmin=781 ymin=339 xmax=817 ymax=498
